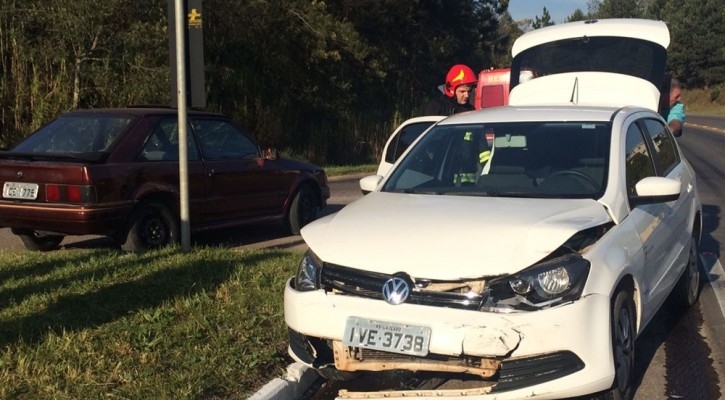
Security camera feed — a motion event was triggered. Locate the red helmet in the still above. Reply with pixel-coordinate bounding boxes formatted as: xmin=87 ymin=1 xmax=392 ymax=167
xmin=444 ymin=64 xmax=477 ymax=98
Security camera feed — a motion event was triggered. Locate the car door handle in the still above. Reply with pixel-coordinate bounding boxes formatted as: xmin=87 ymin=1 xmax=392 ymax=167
xmin=686 ymin=183 xmax=693 ymax=193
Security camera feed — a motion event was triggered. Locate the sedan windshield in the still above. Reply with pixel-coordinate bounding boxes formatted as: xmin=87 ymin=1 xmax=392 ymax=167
xmin=383 ymin=121 xmax=610 ymax=199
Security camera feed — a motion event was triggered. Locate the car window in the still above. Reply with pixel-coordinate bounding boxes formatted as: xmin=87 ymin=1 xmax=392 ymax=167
xmin=625 ymin=123 xmax=656 ymax=196
xmin=642 ymin=118 xmax=679 ymax=176
xmin=384 ymin=122 xmax=436 ymax=164
xmin=13 ymin=115 xmax=133 ymax=154
xmin=193 ymin=119 xmax=258 ymax=160
xmin=383 ymin=121 xmax=610 ymax=199
xmin=139 ymin=118 xmax=200 ymax=161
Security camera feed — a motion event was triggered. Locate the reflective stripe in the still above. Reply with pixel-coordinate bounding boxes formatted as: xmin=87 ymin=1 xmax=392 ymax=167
xmin=454 ymin=173 xmax=476 ymax=183
xmin=479 ymin=150 xmax=491 ymax=163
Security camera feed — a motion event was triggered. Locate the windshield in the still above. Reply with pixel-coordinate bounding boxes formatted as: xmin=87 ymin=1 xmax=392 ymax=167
xmin=383 ymin=121 xmax=610 ymax=199
xmin=12 ymin=115 xmax=134 ymax=155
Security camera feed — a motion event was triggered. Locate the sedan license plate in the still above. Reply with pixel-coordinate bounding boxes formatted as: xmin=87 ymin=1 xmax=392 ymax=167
xmin=3 ymin=182 xmax=39 ymax=200
xmin=343 ymin=317 xmax=431 ymax=356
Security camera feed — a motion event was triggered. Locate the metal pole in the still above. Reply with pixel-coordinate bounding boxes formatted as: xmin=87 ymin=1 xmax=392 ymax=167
xmin=174 ymin=0 xmax=191 ymax=252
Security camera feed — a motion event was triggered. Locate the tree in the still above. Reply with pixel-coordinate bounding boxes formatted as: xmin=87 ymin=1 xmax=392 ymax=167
xmin=662 ymin=0 xmax=725 ymax=87
xmin=595 ymin=0 xmax=644 ymax=18
xmin=566 ymin=9 xmax=588 ymax=22
xmin=532 ymin=7 xmax=555 ymax=29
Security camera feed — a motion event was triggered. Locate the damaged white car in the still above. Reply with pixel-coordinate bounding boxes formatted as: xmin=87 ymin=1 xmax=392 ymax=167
xmin=284 ymin=19 xmax=702 ymax=399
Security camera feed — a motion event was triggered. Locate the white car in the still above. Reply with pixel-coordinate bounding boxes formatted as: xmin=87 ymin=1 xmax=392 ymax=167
xmin=376 ymin=116 xmax=444 ymax=177
xmin=284 ymin=19 xmax=702 ymax=400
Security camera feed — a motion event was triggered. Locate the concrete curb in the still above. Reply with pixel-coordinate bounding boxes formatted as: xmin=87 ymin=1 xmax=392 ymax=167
xmin=248 ymin=362 xmax=320 ymax=400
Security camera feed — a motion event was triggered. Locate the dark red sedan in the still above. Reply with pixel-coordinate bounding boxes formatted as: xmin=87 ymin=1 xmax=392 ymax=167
xmin=0 ymin=107 xmax=329 ymax=252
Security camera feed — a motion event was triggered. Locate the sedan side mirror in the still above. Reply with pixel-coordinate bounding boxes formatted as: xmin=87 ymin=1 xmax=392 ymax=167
xmin=359 ymin=175 xmax=383 ymax=195
xmin=630 ymin=176 xmax=681 ymax=206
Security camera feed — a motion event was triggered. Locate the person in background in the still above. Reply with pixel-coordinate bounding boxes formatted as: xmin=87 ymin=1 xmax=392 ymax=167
xmin=422 ymin=64 xmax=477 ymax=116
xmin=663 ymin=78 xmax=686 ymax=137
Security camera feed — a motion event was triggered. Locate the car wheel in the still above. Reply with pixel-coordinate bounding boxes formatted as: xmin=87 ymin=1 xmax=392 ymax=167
xmin=13 ymin=229 xmax=64 ymax=251
xmin=602 ymin=286 xmax=636 ymax=400
xmin=671 ymin=235 xmax=701 ymax=308
xmin=121 ymin=201 xmax=179 ymax=253
xmin=288 ymin=184 xmax=318 ymax=235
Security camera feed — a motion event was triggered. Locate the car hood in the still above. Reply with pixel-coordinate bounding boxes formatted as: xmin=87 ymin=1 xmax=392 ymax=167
xmin=301 ymin=192 xmax=612 ymax=280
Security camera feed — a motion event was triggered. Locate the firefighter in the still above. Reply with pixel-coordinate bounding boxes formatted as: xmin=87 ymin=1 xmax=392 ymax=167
xmin=422 ymin=64 xmax=477 ymax=116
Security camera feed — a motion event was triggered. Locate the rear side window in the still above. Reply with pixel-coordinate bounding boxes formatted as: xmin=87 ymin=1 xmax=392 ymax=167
xmin=384 ymin=122 xmax=436 ymax=164
xmin=642 ymin=119 xmax=679 ymax=175
xmin=140 ymin=118 xmax=200 ymax=161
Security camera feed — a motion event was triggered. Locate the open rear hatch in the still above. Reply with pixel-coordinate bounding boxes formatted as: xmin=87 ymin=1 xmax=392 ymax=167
xmin=508 ymin=18 xmax=669 ymax=112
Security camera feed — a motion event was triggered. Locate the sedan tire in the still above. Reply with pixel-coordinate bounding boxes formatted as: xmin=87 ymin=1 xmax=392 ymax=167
xmin=600 ymin=286 xmax=636 ymax=400
xmin=121 ymin=201 xmax=179 ymax=253
xmin=288 ymin=184 xmax=318 ymax=235
xmin=671 ymin=235 xmax=701 ymax=309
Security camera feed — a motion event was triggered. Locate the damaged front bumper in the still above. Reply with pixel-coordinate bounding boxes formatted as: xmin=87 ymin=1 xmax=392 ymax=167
xmin=284 ymin=278 xmax=616 ymax=399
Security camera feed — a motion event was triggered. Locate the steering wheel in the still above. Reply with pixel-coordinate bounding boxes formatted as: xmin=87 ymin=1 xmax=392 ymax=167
xmin=546 ymin=170 xmax=599 ymax=191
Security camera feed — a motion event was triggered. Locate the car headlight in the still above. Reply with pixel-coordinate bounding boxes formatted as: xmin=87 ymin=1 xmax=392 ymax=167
xmin=481 ymin=253 xmax=590 ymax=312
xmin=294 ymin=249 xmax=322 ymax=291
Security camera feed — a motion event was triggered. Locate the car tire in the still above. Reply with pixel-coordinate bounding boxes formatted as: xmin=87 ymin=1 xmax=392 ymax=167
xmin=671 ymin=235 xmax=701 ymax=309
xmin=600 ymin=286 xmax=636 ymax=400
xmin=121 ymin=201 xmax=179 ymax=253
xmin=13 ymin=229 xmax=64 ymax=251
xmin=288 ymin=184 xmax=318 ymax=235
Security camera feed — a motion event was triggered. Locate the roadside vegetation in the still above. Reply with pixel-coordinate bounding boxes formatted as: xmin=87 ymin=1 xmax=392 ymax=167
xmin=1 ymin=1 xmax=722 ymax=166
xmin=0 ymin=247 xmax=297 ymax=399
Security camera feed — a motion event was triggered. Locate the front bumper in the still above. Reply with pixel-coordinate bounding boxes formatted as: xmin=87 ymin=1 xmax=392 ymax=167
xmin=284 ymin=278 xmax=615 ymax=399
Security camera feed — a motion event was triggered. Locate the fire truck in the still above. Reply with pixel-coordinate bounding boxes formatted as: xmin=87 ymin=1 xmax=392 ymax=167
xmin=474 ymin=67 xmax=535 ymax=109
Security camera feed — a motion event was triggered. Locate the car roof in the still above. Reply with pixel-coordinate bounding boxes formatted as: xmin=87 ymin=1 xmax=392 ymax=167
xmin=60 ymin=107 xmax=227 ymax=118
xmin=436 ymin=104 xmax=648 ymax=125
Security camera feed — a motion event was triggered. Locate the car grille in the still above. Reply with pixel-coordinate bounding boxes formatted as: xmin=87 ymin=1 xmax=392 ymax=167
xmin=321 ymin=263 xmax=485 ymax=310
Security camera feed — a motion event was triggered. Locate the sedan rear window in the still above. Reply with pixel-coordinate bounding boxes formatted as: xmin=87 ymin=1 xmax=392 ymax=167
xmin=383 ymin=121 xmax=611 ymax=199
xmin=13 ymin=115 xmax=133 ymax=154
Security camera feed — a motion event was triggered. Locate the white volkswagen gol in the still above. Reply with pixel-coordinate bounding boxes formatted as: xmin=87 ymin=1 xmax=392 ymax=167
xmin=284 ymin=19 xmax=702 ymax=399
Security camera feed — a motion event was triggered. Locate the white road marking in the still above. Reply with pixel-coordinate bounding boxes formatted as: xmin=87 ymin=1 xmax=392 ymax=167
xmin=701 ymin=252 xmax=725 ymax=319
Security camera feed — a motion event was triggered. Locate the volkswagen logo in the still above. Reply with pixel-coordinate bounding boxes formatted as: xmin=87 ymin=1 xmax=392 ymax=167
xmin=382 ymin=276 xmax=410 ymax=305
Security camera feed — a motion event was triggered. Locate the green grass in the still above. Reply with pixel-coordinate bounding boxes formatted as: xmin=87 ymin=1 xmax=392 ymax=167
xmin=682 ymin=87 xmax=725 ymax=115
xmin=324 ymin=163 xmax=377 ymax=177
xmin=0 ymin=246 xmax=302 ymax=399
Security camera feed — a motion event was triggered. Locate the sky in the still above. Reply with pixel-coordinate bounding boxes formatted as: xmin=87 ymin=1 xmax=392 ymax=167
xmin=507 ymin=0 xmax=591 ymax=24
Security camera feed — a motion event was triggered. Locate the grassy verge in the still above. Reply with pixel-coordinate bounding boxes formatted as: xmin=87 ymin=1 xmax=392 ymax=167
xmin=0 ymin=246 xmax=301 ymax=399
xmin=324 ymin=163 xmax=377 ymax=177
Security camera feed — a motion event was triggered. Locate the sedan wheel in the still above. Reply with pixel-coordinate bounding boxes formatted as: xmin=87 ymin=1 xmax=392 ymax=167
xmin=288 ymin=185 xmax=318 ymax=235
xmin=672 ymin=236 xmax=701 ymax=308
xmin=122 ymin=201 xmax=179 ymax=253
xmin=608 ymin=287 xmax=636 ymax=400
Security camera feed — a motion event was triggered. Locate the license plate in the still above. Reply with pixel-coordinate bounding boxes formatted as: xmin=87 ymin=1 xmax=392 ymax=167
xmin=3 ymin=182 xmax=39 ymax=200
xmin=343 ymin=317 xmax=431 ymax=356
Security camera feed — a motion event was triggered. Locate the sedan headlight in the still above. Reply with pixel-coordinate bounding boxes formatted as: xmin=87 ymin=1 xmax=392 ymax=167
xmin=482 ymin=253 xmax=590 ymax=312
xmin=294 ymin=249 xmax=322 ymax=291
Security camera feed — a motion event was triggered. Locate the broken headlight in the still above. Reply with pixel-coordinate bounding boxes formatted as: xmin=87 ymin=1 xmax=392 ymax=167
xmin=294 ymin=249 xmax=322 ymax=291
xmin=481 ymin=253 xmax=590 ymax=312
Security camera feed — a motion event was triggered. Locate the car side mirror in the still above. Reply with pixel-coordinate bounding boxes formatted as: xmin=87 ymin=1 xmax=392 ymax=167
xmin=629 ymin=176 xmax=681 ymax=206
xmin=359 ymin=175 xmax=383 ymax=195
xmin=263 ymin=147 xmax=279 ymax=160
